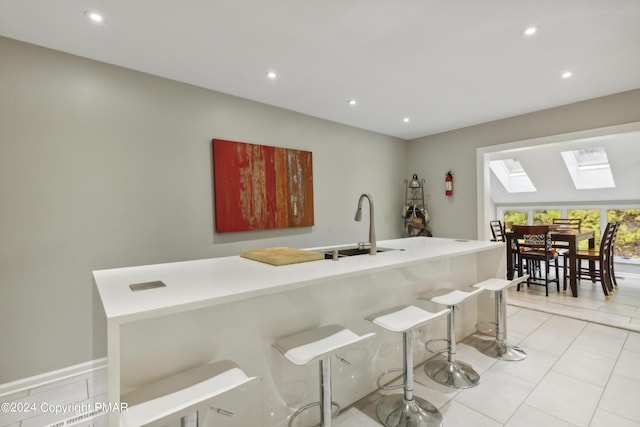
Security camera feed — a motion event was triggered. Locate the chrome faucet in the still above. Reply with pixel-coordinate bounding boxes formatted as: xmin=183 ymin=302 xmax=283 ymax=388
xmin=354 ymin=193 xmax=376 ymax=255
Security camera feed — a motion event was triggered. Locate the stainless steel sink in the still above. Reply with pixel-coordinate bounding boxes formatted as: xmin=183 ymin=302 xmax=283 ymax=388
xmin=323 ymin=246 xmax=395 ymax=259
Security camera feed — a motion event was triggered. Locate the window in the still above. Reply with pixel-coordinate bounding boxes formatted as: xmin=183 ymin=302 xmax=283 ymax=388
xmin=561 ymin=147 xmax=615 ymax=189
xmin=503 ymin=210 xmax=529 ymax=227
xmin=608 ymin=209 xmax=640 ymax=258
xmin=496 ymin=206 xmax=640 ymax=259
xmin=489 ymin=159 xmax=536 ymax=193
xmin=533 ymin=209 xmax=560 ymax=225
xmin=575 ymin=148 xmax=609 ymax=169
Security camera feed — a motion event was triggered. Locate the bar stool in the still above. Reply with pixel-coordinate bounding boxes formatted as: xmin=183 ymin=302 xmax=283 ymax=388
xmin=120 ymin=360 xmax=258 ymax=427
xmin=366 ymin=305 xmax=450 ymax=427
xmin=420 ymin=287 xmax=484 ymax=389
xmin=273 ymin=324 xmax=375 ymax=427
xmin=474 ymin=276 xmax=528 ymax=361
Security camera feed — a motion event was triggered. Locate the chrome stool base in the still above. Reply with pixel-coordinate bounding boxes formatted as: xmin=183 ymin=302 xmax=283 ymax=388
xmin=473 ymin=277 xmax=529 ymax=362
xmin=420 ymin=288 xmax=485 ymax=389
xmin=287 ymin=401 xmax=340 ymax=427
xmin=475 ymin=339 xmax=526 ymax=361
xmin=366 ymin=306 xmax=450 ymax=427
xmin=376 ymin=394 xmax=442 ymax=427
xmin=424 ymin=358 xmax=480 ymax=389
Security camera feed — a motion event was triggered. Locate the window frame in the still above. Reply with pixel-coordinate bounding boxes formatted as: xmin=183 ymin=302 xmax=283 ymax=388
xmin=496 ymin=203 xmax=640 ymax=260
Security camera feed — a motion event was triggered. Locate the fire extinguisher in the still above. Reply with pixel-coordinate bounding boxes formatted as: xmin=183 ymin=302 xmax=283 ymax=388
xmin=445 ymin=171 xmax=453 ymax=197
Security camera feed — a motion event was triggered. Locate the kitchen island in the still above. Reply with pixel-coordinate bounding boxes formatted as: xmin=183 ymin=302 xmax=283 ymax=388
xmin=94 ymin=236 xmax=504 ymax=426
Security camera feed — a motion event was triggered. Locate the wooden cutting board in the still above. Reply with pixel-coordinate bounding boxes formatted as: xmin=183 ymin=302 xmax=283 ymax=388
xmin=240 ymin=247 xmax=325 ymax=266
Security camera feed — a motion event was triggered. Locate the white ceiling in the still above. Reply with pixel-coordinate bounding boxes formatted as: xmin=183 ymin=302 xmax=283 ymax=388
xmin=1 ymin=0 xmax=640 ymax=140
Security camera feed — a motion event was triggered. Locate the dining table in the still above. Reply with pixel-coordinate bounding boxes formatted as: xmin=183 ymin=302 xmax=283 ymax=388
xmin=505 ymin=227 xmax=595 ymax=297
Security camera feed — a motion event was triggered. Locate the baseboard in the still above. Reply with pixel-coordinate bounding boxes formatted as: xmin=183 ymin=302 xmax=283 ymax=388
xmin=0 ymin=358 xmax=107 ymax=398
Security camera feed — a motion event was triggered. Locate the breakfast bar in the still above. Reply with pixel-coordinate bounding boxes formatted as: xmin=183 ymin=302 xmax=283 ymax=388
xmin=94 ymin=237 xmax=504 ymax=426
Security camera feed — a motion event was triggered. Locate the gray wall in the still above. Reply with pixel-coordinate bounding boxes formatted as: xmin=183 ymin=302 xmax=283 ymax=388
xmin=3 ymin=33 xmax=640 ymax=385
xmin=0 ymin=37 xmax=408 ymax=383
xmin=407 ymin=89 xmax=640 ymax=240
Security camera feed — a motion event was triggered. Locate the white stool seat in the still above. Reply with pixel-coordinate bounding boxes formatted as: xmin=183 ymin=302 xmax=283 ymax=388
xmin=121 ymin=360 xmax=257 ymax=427
xmin=472 ymin=276 xmax=528 ymax=292
xmin=273 ymin=324 xmax=375 ymax=427
xmin=273 ymin=324 xmax=375 ymax=366
xmin=370 ymin=305 xmax=450 ymax=333
xmin=429 ymin=288 xmax=484 ymax=306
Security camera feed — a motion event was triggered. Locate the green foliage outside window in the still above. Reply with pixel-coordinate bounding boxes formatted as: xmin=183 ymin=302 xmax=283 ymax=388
xmin=569 ymin=209 xmax=600 ymax=250
xmin=533 ymin=210 xmax=560 ymax=225
xmin=503 ymin=210 xmax=528 ymax=227
xmin=608 ymin=209 xmax=640 ymax=258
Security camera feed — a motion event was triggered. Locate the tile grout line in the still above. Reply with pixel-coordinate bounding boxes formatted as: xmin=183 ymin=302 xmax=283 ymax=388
xmin=587 ymin=328 xmax=640 ymax=427
xmin=500 ymin=313 xmax=587 ymax=426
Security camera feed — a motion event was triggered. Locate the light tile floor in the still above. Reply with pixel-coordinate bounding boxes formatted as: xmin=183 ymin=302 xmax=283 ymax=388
xmin=506 ymin=273 xmax=640 ymax=332
xmin=335 ymin=275 xmax=640 ymax=426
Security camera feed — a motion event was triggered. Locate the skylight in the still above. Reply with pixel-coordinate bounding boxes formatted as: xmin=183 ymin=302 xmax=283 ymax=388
xmin=575 ymin=147 xmax=609 ymax=170
xmin=561 ymin=147 xmax=615 ymax=189
xmin=489 ymin=158 xmax=537 ymax=193
xmin=502 ymin=158 xmax=526 ymax=176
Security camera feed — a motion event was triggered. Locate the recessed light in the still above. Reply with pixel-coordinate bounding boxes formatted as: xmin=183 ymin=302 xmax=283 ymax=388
xmin=403 ymin=117 xmax=410 ymax=123
xmin=562 ymin=71 xmax=573 ymax=79
xmin=347 ymin=99 xmax=357 ymax=106
xmin=523 ymin=26 xmax=538 ymax=36
xmin=84 ymin=11 xmax=104 ymax=23
xmin=266 ymin=71 xmax=277 ymax=79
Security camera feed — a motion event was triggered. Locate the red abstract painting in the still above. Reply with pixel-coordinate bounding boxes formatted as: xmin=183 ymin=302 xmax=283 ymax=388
xmin=212 ymin=139 xmax=314 ymax=232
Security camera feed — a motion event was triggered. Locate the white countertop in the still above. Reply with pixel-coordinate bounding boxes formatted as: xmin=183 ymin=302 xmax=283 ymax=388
xmin=93 ymin=237 xmax=503 ymax=324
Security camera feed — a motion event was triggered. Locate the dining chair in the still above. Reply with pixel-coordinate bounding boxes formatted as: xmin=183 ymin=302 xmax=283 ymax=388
xmin=489 ymin=220 xmax=505 ymax=242
xmin=609 ymin=222 xmax=621 ymax=289
xmin=512 ymin=225 xmax=560 ymax=296
xmin=491 ymin=220 xmax=520 ymax=278
xmin=563 ymin=222 xmax=619 ymax=300
xmin=551 ymin=218 xmax=582 ymax=267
